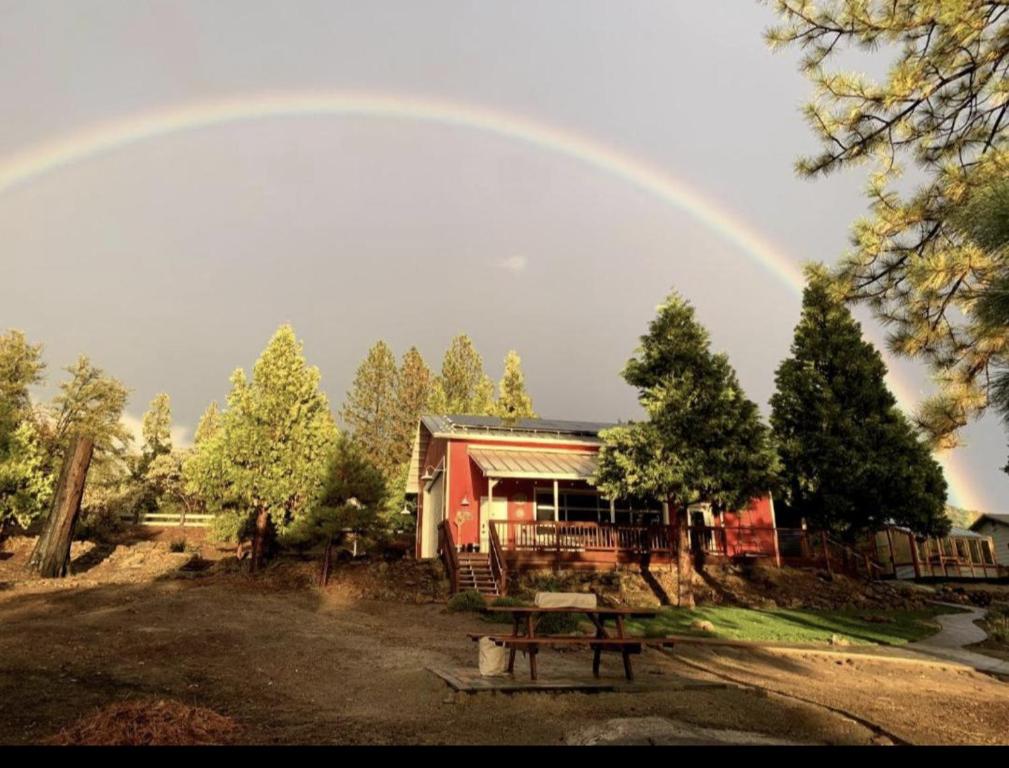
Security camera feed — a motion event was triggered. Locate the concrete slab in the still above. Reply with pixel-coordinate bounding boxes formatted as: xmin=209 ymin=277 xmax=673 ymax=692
xmin=427 ymin=666 xmax=731 ymax=694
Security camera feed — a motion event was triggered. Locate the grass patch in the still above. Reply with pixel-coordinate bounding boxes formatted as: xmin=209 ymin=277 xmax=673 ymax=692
xmin=627 ymin=605 xmax=962 ymax=646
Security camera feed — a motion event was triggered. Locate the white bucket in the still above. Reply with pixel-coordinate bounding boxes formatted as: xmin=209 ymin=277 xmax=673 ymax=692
xmin=478 ymin=637 xmax=509 ymax=677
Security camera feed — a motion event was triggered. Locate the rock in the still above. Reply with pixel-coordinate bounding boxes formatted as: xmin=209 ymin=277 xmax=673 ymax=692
xmin=690 ymin=619 xmax=715 ymax=633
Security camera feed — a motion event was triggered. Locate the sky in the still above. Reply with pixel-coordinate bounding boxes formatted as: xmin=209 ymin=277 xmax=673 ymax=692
xmin=0 ymin=1 xmax=1004 ymax=513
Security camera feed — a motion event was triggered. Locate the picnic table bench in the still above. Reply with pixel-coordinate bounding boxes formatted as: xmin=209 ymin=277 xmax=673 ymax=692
xmin=470 ymin=606 xmax=659 ymax=681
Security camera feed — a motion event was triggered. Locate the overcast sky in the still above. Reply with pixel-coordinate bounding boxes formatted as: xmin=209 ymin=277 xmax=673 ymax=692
xmin=0 ymin=1 xmax=1003 ymax=512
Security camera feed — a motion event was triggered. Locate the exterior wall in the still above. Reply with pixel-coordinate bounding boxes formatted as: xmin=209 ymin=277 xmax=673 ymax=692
xmin=973 ymin=521 xmax=1009 ymax=567
xmin=716 ymin=496 xmax=776 ymax=559
xmin=414 ymin=432 xmax=448 ymax=558
xmin=445 ymin=437 xmax=599 ymax=549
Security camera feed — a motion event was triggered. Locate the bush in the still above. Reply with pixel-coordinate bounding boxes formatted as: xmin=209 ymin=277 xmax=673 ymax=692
xmin=482 ymin=595 xmax=527 ymax=624
xmin=447 ymin=589 xmax=487 ymax=613
xmin=75 ymin=507 xmax=124 ymax=542
xmin=208 ymin=510 xmax=249 ymax=544
xmin=536 ymin=611 xmax=583 ymax=635
xmin=169 ymin=537 xmax=187 ymax=553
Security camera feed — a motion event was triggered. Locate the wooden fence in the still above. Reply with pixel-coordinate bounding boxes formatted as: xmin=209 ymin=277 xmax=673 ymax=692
xmin=117 ymin=511 xmax=213 ymax=528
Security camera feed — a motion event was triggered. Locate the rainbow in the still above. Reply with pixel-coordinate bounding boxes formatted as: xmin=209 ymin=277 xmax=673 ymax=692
xmin=0 ymin=90 xmax=982 ymax=510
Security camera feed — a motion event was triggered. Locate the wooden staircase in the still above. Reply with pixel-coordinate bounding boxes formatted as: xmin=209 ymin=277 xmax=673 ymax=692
xmin=456 ymin=552 xmax=500 ymax=597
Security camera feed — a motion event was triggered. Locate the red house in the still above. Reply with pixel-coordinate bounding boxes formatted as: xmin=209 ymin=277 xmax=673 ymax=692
xmin=407 ymin=415 xmax=779 ymax=595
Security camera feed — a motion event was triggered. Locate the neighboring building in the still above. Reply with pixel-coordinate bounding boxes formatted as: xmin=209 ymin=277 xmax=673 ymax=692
xmin=970 ymin=514 xmax=1009 ymax=567
xmin=869 ymin=523 xmax=1002 ymax=580
xmin=407 ymin=415 xmax=777 ymax=594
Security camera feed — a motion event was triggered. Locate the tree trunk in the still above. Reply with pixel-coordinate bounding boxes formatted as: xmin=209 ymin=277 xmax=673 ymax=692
xmin=320 ymin=538 xmax=333 ymax=587
xmin=29 ymin=436 xmax=95 ymax=578
xmin=250 ymin=507 xmax=270 ymax=573
xmin=675 ymin=507 xmax=694 ymax=608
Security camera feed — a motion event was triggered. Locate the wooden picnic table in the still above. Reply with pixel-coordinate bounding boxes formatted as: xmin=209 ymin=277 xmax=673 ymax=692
xmin=477 ymin=606 xmax=659 ymax=681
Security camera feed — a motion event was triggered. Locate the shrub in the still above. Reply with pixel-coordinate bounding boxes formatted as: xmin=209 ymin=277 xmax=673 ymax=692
xmin=447 ymin=589 xmax=487 ymax=613
xmin=537 ymin=611 xmax=583 ymax=635
xmin=482 ymin=595 xmax=527 ymax=624
xmin=208 ymin=510 xmax=249 ymax=544
xmin=75 ymin=507 xmax=123 ymax=543
xmin=169 ymin=537 xmax=187 ymax=553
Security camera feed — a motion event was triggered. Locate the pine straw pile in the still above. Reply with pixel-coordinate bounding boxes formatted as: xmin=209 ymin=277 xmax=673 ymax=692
xmin=49 ymin=699 xmax=240 ymax=745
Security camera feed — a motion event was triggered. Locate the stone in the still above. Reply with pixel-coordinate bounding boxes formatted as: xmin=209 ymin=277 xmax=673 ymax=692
xmin=690 ymin=619 xmax=715 ymax=633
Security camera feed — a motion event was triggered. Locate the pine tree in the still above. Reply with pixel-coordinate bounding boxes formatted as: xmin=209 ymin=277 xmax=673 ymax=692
xmin=283 ymin=434 xmax=390 ymax=585
xmin=595 ymin=291 xmax=778 ymax=607
xmin=391 ymin=347 xmax=434 ymax=468
xmin=193 ymin=401 xmax=221 ymax=446
xmin=341 ymin=341 xmax=400 ymax=479
xmin=141 ymin=393 xmax=172 ymax=463
xmin=493 ymin=350 xmax=536 ymax=421
xmin=49 ymin=356 xmax=131 ymax=460
xmin=770 ymin=267 xmax=949 ymax=539
xmin=766 ymin=2 xmax=1009 ymax=446
xmin=0 ymin=330 xmax=45 ymax=436
xmin=435 ymin=335 xmax=494 ymax=415
xmin=0 ymin=330 xmax=50 ymax=535
xmin=188 ymin=325 xmax=338 ymax=567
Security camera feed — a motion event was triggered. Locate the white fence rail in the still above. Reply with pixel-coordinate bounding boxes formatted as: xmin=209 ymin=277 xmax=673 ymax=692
xmin=117 ymin=511 xmax=213 ymax=528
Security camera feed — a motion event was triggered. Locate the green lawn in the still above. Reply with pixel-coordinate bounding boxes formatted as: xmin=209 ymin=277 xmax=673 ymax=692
xmin=626 ymin=605 xmax=962 ymax=646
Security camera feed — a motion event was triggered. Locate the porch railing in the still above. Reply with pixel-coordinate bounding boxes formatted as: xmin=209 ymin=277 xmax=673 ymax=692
xmin=487 ymin=517 xmax=508 ymax=596
xmin=437 ymin=520 xmax=459 ymax=594
xmin=494 ymin=520 xmax=675 ymax=555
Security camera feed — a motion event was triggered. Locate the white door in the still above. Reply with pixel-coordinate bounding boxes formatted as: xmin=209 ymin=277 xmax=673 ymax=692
xmin=420 ymin=473 xmax=445 ymax=559
xmin=479 ymin=497 xmax=509 ymax=552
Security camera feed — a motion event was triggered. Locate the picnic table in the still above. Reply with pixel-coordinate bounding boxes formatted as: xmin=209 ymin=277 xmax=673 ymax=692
xmin=472 ymin=606 xmax=659 ymax=681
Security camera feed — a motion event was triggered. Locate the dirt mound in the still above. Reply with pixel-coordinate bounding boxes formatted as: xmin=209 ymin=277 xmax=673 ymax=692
xmin=322 ymin=557 xmax=451 ymax=603
xmin=49 ymin=698 xmax=239 ymax=745
xmin=513 ymin=562 xmax=936 ymax=611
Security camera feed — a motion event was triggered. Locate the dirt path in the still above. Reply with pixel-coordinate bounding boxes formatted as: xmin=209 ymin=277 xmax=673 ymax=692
xmin=1 ymin=570 xmax=1007 ymax=745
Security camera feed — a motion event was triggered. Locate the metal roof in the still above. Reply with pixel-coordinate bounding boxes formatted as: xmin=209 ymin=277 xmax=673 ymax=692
xmin=421 ymin=414 xmax=616 ymax=440
xmin=468 ymin=446 xmax=599 ymax=480
xmin=971 ymin=513 xmax=1009 ymax=530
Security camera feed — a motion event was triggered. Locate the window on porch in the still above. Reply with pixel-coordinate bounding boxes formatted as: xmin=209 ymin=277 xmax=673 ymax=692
xmin=533 ymin=489 xmax=662 ymax=526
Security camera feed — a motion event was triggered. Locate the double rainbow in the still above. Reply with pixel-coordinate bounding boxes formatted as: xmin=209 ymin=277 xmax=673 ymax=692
xmin=0 ymin=90 xmax=981 ymax=510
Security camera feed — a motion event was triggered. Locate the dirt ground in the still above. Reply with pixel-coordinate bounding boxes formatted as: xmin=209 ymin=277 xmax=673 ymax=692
xmin=2 ymin=535 xmax=1009 ymax=745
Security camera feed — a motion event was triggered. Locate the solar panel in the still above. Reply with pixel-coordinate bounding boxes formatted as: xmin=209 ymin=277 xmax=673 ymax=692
xmin=442 ymin=414 xmax=618 ymax=436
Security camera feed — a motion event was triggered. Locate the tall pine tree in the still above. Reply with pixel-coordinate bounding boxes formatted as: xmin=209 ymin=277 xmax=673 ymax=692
xmin=341 ymin=341 xmax=400 ymax=479
xmin=432 ymin=334 xmax=494 ymax=415
xmin=595 ymin=291 xmax=778 ymax=607
xmin=770 ymin=267 xmax=949 ymax=540
xmin=767 ymin=2 xmax=1009 ymax=447
xmin=391 ymin=347 xmax=433 ymax=468
xmin=188 ymin=325 xmax=338 ymax=568
xmin=492 ymin=350 xmax=536 ymax=421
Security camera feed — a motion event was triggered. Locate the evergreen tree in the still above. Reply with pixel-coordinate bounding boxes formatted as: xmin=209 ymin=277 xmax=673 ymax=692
xmin=193 ymin=401 xmax=221 ymax=446
xmin=435 ymin=334 xmax=494 ymax=415
xmin=766 ymin=2 xmax=1009 ymax=446
xmin=0 ymin=421 xmax=52 ymax=537
xmin=284 ymin=434 xmax=390 ymax=584
xmin=190 ymin=325 xmax=338 ymax=567
xmin=141 ymin=393 xmax=172 ymax=463
xmin=0 ymin=330 xmax=50 ymax=535
xmin=391 ymin=347 xmax=433 ymax=468
xmin=492 ymin=350 xmax=536 ymax=421
xmin=595 ymin=291 xmax=778 ymax=607
xmin=0 ymin=330 xmax=45 ymax=435
xmin=770 ymin=267 xmax=949 ymax=539
xmin=341 ymin=341 xmax=400 ymax=479
xmin=949 ymin=180 xmax=1009 ymax=471
xmin=48 ymin=356 xmax=131 ymax=460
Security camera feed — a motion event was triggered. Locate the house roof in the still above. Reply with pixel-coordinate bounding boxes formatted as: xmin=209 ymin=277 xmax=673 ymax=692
xmin=970 ymin=513 xmax=1009 ymax=530
xmin=420 ymin=414 xmax=616 ymax=440
xmin=888 ymin=523 xmax=986 ymax=540
xmin=406 ymin=414 xmax=617 ymax=494
xmin=469 ymin=446 xmax=599 ymax=481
